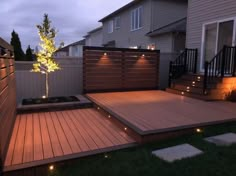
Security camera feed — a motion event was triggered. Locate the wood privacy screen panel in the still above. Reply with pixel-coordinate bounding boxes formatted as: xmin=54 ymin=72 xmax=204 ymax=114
xmin=0 ymin=56 xmax=16 ymax=163
xmin=83 ymin=47 xmax=160 ymax=93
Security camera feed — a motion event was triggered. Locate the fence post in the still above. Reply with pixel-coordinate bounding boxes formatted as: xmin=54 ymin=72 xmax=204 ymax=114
xmin=203 ymin=61 xmax=209 ymax=94
xmin=169 ymin=61 xmax=173 ymax=87
xmin=233 ymin=47 xmax=236 ymax=77
xmin=221 ymin=45 xmax=226 ymax=78
xmin=194 ymin=49 xmax=198 ymax=74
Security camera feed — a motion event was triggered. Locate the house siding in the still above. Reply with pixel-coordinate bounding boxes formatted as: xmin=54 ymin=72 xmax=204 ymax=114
xmin=85 ymin=29 xmax=103 ymax=47
xmin=152 ymin=0 xmax=188 ymax=30
xmin=186 ymin=0 xmax=236 ymax=50
xmin=102 ymin=0 xmax=152 ymax=48
xmin=102 ymin=0 xmax=187 ymax=52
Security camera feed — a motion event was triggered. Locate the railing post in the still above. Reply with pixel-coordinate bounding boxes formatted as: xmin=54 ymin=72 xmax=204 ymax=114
xmin=221 ymin=45 xmax=226 ymax=78
xmin=233 ymin=47 xmax=236 ymax=77
xmin=194 ymin=49 xmax=198 ymax=74
xmin=203 ymin=61 xmax=209 ymax=94
xmin=169 ymin=61 xmax=173 ymax=87
xmin=184 ymin=49 xmax=187 ymax=73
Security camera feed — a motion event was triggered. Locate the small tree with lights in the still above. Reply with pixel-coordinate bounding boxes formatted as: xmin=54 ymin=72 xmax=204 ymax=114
xmin=32 ymin=14 xmax=61 ymax=98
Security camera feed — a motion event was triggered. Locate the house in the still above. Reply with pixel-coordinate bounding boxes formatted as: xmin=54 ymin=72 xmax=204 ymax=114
xmin=186 ymin=0 xmax=236 ymax=72
xmin=54 ymin=39 xmax=85 ymax=57
xmin=84 ymin=26 xmax=103 ymax=47
xmin=99 ymin=0 xmax=188 ymax=53
xmin=0 ymin=37 xmax=13 ymax=56
xmin=167 ymin=0 xmax=236 ymax=101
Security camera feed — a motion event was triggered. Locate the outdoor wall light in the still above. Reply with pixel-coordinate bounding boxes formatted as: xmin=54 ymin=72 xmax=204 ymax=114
xmin=196 ymin=128 xmax=202 ymax=133
xmin=49 ymin=165 xmax=54 ymax=171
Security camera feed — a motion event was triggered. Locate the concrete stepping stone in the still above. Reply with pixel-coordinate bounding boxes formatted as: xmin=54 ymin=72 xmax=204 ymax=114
xmin=152 ymin=144 xmax=203 ymax=162
xmin=205 ymin=133 xmax=236 ymax=146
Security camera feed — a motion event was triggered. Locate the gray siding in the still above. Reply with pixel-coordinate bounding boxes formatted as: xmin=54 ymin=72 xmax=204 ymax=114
xmin=151 ymin=34 xmax=173 ymax=53
xmin=102 ymin=0 xmax=152 ymax=48
xmin=152 ymin=0 xmax=188 ymax=30
xmin=186 ymin=0 xmax=236 ymax=51
xmin=85 ymin=29 xmax=103 ymax=47
xmin=102 ymin=0 xmax=187 ymax=52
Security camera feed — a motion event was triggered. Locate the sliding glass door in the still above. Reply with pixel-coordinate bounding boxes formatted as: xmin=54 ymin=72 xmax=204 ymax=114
xmin=202 ymin=19 xmax=235 ymax=70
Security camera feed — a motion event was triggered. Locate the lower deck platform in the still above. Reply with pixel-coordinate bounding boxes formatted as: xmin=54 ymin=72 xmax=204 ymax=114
xmin=87 ymin=90 xmax=236 ymax=135
xmin=4 ymin=109 xmax=136 ymax=172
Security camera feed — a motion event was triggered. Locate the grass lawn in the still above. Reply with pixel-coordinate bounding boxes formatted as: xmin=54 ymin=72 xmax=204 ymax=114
xmin=49 ymin=122 xmax=236 ymax=176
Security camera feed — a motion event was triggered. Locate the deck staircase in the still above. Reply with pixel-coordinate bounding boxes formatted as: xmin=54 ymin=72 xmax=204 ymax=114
xmin=166 ymin=46 xmax=236 ymax=101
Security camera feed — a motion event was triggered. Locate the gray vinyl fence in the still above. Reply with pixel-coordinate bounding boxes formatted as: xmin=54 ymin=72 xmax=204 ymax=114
xmin=15 ymin=54 xmax=177 ymax=103
xmin=15 ymin=57 xmax=83 ymax=103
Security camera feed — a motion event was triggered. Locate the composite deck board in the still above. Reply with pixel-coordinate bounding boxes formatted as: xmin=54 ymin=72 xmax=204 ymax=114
xmin=44 ymin=112 xmax=63 ymax=157
xmin=11 ymin=115 xmax=26 ymax=165
xmin=38 ymin=113 xmax=53 ymax=159
xmin=50 ymin=112 xmax=72 ymax=155
xmin=87 ymin=90 xmax=236 ymax=135
xmin=4 ymin=117 xmax=20 ymax=166
xmin=4 ymin=109 xmax=136 ymax=172
xmin=33 ymin=113 xmax=43 ymax=161
xmin=23 ymin=114 xmax=33 ymax=163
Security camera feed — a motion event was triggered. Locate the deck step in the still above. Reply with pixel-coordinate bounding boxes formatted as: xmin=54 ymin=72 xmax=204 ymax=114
xmin=166 ymin=88 xmax=225 ymax=101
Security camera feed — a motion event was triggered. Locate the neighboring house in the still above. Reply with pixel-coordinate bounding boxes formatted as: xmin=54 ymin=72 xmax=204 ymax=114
xmin=84 ymin=27 xmax=103 ymax=47
xmin=99 ymin=0 xmax=188 ymax=53
xmin=0 ymin=37 xmax=13 ymax=56
xmin=54 ymin=39 xmax=85 ymax=57
xmin=186 ymin=0 xmax=236 ymax=72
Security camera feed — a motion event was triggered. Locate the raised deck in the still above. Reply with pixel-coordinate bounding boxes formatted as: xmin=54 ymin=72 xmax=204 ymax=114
xmin=87 ymin=90 xmax=236 ymax=135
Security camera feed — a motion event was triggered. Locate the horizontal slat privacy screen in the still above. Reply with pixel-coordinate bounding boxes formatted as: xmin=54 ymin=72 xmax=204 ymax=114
xmin=83 ymin=46 xmax=160 ymax=93
xmin=0 ymin=56 xmax=17 ymax=164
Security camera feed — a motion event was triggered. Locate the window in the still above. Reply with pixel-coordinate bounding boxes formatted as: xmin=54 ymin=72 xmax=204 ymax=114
xmin=114 ymin=17 xmax=121 ymax=29
xmin=108 ymin=20 xmax=114 ymax=33
xmin=131 ymin=6 xmax=142 ymax=31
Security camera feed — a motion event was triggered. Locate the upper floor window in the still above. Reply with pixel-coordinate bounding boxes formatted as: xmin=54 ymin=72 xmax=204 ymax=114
xmin=114 ymin=17 xmax=121 ymax=29
xmin=108 ymin=20 xmax=114 ymax=33
xmin=131 ymin=6 xmax=143 ymax=31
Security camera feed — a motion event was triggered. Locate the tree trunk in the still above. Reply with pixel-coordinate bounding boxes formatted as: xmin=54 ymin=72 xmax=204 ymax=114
xmin=45 ymin=73 xmax=49 ymax=98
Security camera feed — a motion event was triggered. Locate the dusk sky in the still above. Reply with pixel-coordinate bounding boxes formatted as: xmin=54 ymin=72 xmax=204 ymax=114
xmin=1 ymin=0 xmax=132 ymax=51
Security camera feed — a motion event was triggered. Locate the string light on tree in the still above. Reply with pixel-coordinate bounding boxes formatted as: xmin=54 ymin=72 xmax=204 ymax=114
xmin=32 ymin=14 xmax=62 ymax=98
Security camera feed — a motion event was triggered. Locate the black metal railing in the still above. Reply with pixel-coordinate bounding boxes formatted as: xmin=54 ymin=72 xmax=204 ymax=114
xmin=169 ymin=48 xmax=198 ymax=86
xmin=203 ymin=45 xmax=236 ymax=92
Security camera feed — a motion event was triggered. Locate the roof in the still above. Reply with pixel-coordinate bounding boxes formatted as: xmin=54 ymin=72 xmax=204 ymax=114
xmin=84 ymin=26 xmax=102 ymax=38
xmin=56 ymin=39 xmax=85 ymax=52
xmin=146 ymin=18 xmax=187 ymax=37
xmin=0 ymin=37 xmax=13 ymax=51
xmin=99 ymin=0 xmax=143 ymax=22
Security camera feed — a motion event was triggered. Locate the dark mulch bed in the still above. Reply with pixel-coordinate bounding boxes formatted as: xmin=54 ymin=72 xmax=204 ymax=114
xmin=22 ymin=96 xmax=79 ymax=105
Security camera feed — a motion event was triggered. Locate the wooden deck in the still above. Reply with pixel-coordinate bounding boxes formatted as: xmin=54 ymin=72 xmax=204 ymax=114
xmin=87 ymin=90 xmax=236 ymax=135
xmin=4 ymin=109 xmax=136 ymax=172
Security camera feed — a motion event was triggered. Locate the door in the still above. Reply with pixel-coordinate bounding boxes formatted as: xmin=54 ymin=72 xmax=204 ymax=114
xmin=202 ymin=19 xmax=235 ymax=71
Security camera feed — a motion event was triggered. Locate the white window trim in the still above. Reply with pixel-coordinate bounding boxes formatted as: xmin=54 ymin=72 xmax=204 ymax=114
xmin=200 ymin=16 xmax=236 ymax=72
xmin=130 ymin=6 xmax=143 ymax=31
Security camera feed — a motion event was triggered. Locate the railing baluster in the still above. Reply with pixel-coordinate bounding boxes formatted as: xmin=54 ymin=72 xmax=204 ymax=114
xmin=233 ymin=47 xmax=236 ymax=77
